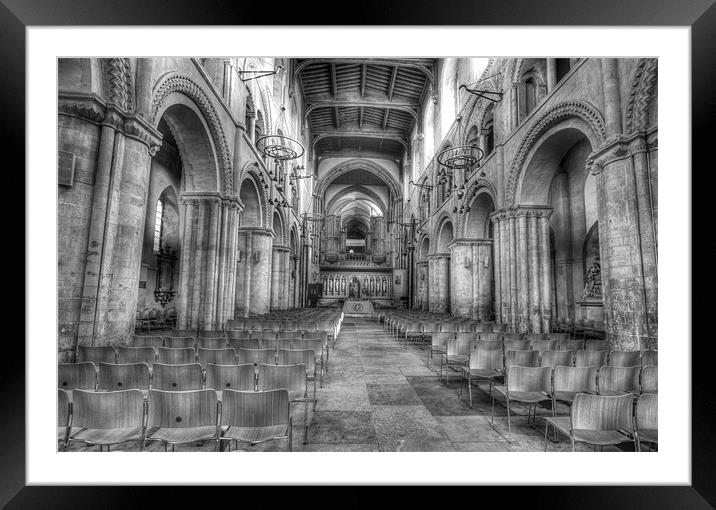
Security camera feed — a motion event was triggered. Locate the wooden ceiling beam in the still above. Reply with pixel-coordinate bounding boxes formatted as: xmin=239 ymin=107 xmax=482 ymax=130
xmin=330 ymin=63 xmax=338 ymax=98
xmin=388 ymin=66 xmax=398 ymax=101
xmin=361 ymin=64 xmax=367 ymax=97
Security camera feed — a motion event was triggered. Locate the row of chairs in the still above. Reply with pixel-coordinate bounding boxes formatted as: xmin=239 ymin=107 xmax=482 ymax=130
xmin=483 ymin=365 xmax=656 ymax=451
xmin=59 ymin=387 xmax=297 ymax=452
xmin=60 ymin=356 xmax=318 ymax=402
xmin=135 ymin=308 xmax=176 ymax=331
xmin=134 ymin=330 xmax=328 ymax=345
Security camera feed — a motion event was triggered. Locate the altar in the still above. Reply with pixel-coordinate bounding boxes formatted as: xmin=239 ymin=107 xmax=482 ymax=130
xmin=343 ymin=299 xmax=374 ymax=317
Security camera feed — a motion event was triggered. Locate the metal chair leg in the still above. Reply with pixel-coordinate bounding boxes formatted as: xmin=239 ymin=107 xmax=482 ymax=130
xmin=506 ymin=397 xmax=511 ymax=432
xmin=468 ymin=375 xmax=473 ymax=409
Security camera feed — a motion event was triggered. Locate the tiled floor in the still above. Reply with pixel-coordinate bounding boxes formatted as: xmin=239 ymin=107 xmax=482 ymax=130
xmin=67 ymin=318 xmax=630 ymax=452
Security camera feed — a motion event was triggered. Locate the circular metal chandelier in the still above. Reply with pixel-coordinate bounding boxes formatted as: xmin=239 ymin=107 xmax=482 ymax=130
xmin=256 ymin=133 xmax=305 ymax=161
xmin=437 ymin=144 xmax=484 ymax=170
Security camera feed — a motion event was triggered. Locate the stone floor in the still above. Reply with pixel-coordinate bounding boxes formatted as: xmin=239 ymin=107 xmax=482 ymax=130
xmin=68 ymin=318 xmax=632 ymax=452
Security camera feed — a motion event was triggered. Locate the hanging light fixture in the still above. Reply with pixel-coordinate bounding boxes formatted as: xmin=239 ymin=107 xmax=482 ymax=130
xmin=256 ymin=106 xmax=305 ymax=162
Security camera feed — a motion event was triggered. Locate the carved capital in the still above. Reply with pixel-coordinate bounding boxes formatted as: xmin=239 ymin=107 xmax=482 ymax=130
xmin=58 ymin=92 xmax=106 ymax=124
xmin=123 ymin=115 xmax=163 ymax=154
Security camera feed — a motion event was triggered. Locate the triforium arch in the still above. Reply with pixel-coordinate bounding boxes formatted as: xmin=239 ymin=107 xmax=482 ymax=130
xmin=149 ymin=73 xmax=234 ymax=195
xmin=238 ymin=164 xmax=270 ymax=227
xmin=457 ymin=179 xmax=497 ymax=236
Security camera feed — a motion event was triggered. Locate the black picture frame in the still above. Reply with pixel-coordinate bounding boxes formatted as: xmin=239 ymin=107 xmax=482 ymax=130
xmin=7 ymin=0 xmax=714 ymax=505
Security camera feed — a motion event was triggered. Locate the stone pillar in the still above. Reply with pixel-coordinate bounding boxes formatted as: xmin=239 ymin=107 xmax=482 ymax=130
xmin=601 ymin=58 xmax=622 ymax=139
xmin=449 ymin=238 xmax=494 ymax=320
xmin=416 ymin=260 xmax=429 ymax=310
xmin=546 ymin=58 xmax=557 ymax=91
xmin=508 ymin=212 xmax=518 ymax=332
xmin=538 ymin=213 xmax=553 ymax=334
xmin=428 ymin=253 xmax=450 ymax=313
xmin=498 ymin=212 xmax=511 ymax=327
xmin=528 ymin=212 xmax=542 ymax=333
xmin=516 ymin=211 xmax=530 ymax=332
xmin=588 ymin=135 xmax=656 ymax=349
xmin=246 ymin=110 xmax=257 ymax=145
xmin=241 ymin=227 xmax=274 ymax=315
xmin=270 ymin=245 xmax=290 ymax=310
xmin=492 ymin=215 xmax=502 ymax=324
xmin=510 ymin=82 xmax=519 ymax=130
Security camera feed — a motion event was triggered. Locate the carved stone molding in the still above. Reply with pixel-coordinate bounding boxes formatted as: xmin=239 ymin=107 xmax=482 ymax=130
xmin=505 ymin=101 xmax=607 ymax=207
xmin=149 ymin=74 xmax=234 ymax=196
xmin=123 ymin=113 xmax=163 ymax=154
xmin=489 ymin=206 xmax=552 ymax=223
xmin=102 ymin=58 xmax=134 ymax=112
xmin=58 ymin=93 xmax=107 ymax=124
xmin=624 ymin=58 xmax=658 ymax=133
xmin=586 ymin=132 xmax=650 ymax=176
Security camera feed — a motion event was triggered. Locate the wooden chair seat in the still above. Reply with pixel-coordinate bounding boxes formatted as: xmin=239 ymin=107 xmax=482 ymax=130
xmin=552 ymin=390 xmax=582 ymax=403
xmin=148 ymin=426 xmax=219 ymax=445
xmin=504 ymin=390 xmax=550 ymax=404
xmin=222 ymin=424 xmax=289 ymax=444
xmin=638 ymin=429 xmax=658 ymax=444
xmin=599 ymin=389 xmax=639 ymax=397
xmin=461 ymin=367 xmax=500 ymax=379
xmin=571 ymin=429 xmax=631 ymax=446
xmin=544 ymin=416 xmax=571 ymax=437
xmin=70 ymin=426 xmax=144 ymax=446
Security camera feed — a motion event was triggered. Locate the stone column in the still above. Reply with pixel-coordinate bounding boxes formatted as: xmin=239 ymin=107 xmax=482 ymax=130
xmin=449 ymin=240 xmax=473 ymax=317
xmin=416 ymin=261 xmax=429 ymax=310
xmin=498 ymin=212 xmax=511 ymax=327
xmin=491 ymin=214 xmax=502 ymax=324
xmin=516 ymin=211 xmax=530 ymax=332
xmin=589 ymin=135 xmax=656 ymax=349
xmin=538 ymin=212 xmax=554 ymax=334
xmin=601 ymin=58 xmax=622 ymax=139
xmin=508 ymin=212 xmax=518 ymax=332
xmin=510 ymin=82 xmax=519 ymax=130
xmin=270 ymin=245 xmax=290 ymax=310
xmin=528 ymin=212 xmax=542 ymax=333
xmin=246 ymin=110 xmax=257 ymax=145
xmin=546 ymin=58 xmax=557 ymax=92
xmin=247 ymin=227 xmax=274 ymax=314
xmin=428 ymin=253 xmax=450 ymax=313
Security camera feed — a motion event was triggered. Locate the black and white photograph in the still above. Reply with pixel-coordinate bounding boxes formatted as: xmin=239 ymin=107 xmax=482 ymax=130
xmin=55 ymin=56 xmax=660 ymax=454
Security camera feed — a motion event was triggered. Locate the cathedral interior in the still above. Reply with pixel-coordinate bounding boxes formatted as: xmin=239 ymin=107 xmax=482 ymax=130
xmin=57 ymin=57 xmax=658 ymax=452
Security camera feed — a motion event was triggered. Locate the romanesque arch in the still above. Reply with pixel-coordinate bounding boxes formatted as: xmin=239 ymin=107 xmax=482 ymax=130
xmin=624 ymin=58 xmax=658 ymax=133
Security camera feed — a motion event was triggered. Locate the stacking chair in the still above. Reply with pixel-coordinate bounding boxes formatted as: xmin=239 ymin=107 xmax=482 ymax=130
xmin=503 ymin=340 xmax=531 ymax=352
xmin=292 ymin=338 xmax=325 ymax=388
xmin=278 ymin=349 xmax=318 ymax=410
xmin=151 ymin=363 xmax=204 ymax=391
xmin=526 ymin=333 xmax=549 ymax=342
xmin=585 ymin=339 xmax=609 ymax=351
xmin=459 ymin=348 xmax=503 ymax=408
xmin=276 ymin=331 xmax=296 ymax=340
xmin=304 ymin=331 xmax=329 ymax=370
xmin=164 ymin=336 xmax=195 ymax=349
xmin=283 ymin=320 xmax=298 ymax=331
xmin=597 ymin=365 xmax=641 ymax=396
xmin=476 ymin=339 xmax=503 ymax=351
xmin=171 ymin=329 xmax=198 ymax=337
xmin=66 ymin=389 xmax=146 ymax=451
xmin=641 ymin=365 xmax=658 ymax=394
xmin=456 ymin=322 xmax=475 ymax=333
xmin=158 ymin=347 xmax=196 ymax=365
xmin=225 ymin=319 xmax=244 ymax=330
xmin=132 ymin=335 xmax=163 ymax=349
xmin=197 ymin=330 xmax=225 ymax=339
xmin=574 ymin=349 xmax=608 ymax=368
xmin=258 ymin=364 xmax=309 ymax=444
xmin=146 ymin=389 xmax=220 ymax=451
xmin=58 ymin=389 xmax=71 ymax=451
xmin=635 ymin=393 xmax=658 ymax=451
xmin=456 ymin=332 xmax=479 ymax=343
xmin=559 ymin=339 xmax=585 ymax=352
xmin=204 ymin=363 xmax=256 ymax=400
xmin=226 ymin=330 xmax=253 ymax=341
xmin=642 ymin=350 xmax=658 ymax=366
xmin=58 ymin=362 xmax=97 ymax=400
xmin=426 ymin=332 xmax=453 ymax=372
xmin=261 ymin=338 xmax=293 ymax=352
xmin=566 ymin=393 xmax=636 ymax=451
xmin=474 ymin=323 xmax=494 ymax=333
xmin=479 ymin=332 xmax=502 ymax=342
xmin=197 ymin=337 xmax=227 ymax=350
xmin=503 ymin=350 xmax=540 ymax=374
xmin=608 ymin=350 xmax=642 ymax=367
xmin=197 ymin=348 xmax=237 ymax=370
xmin=117 ymin=346 xmax=156 ymax=366
xmin=491 ymin=365 xmax=552 ymax=432
xmin=540 ymin=350 xmax=575 ymax=368
xmin=219 ymin=389 xmax=293 ymax=452
xmin=439 ymin=339 xmax=473 ymax=384
xmin=403 ymin=322 xmax=424 ymax=348
xmin=228 ymin=338 xmax=260 ymax=351
xmin=530 ymin=339 xmax=556 ymax=356
xmin=237 ymin=348 xmax=277 ymax=367
xmin=97 ymin=362 xmax=151 ymax=396
xmin=77 ymin=345 xmax=116 ymax=365
xmin=550 ymin=366 xmax=598 ymax=412
xmin=503 ymin=333 xmax=525 ymax=342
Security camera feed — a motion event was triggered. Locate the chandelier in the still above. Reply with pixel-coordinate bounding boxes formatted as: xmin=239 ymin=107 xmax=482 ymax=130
xmin=256 ymin=106 xmax=305 ymax=162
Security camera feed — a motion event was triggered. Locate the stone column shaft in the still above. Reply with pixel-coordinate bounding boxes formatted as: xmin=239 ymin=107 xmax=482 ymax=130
xmin=528 ymin=214 xmax=542 ymax=333
xmin=517 ymin=213 xmax=529 ymax=332
xmin=539 ymin=215 xmax=553 ymax=333
xmin=546 ymin=58 xmax=557 ymax=91
xmin=492 ymin=216 xmax=502 ymax=324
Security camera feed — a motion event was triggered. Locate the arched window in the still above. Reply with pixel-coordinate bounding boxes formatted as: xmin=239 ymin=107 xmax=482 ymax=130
xmin=153 ymin=193 xmax=165 ymax=253
xmin=482 ymin=106 xmax=495 ymax=155
xmin=525 ymin=77 xmax=537 ymax=116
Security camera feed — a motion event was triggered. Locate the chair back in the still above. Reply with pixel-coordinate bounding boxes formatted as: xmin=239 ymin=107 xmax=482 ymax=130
xmin=608 ymin=350 xmax=642 ymax=367
xmin=585 ymin=339 xmax=610 ymax=351
xmin=641 ymin=350 xmax=658 ymax=366
xmin=147 ymin=389 xmax=218 ymax=429
xmin=132 ymin=335 xmax=163 ymax=349
xmin=553 ymin=366 xmax=597 ymax=394
xmin=283 ymin=320 xmax=298 ymax=331
xmin=72 ymin=388 xmax=145 ymax=430
xmin=446 ymin=338 xmax=473 ymax=358
xmin=228 ymin=338 xmax=260 ymax=351
xmin=163 ymin=336 xmax=195 ymax=349
xmin=278 ymin=349 xmax=316 ymax=376
xmin=303 ymin=331 xmax=327 ymax=342
xmin=422 ymin=321 xmax=441 ymax=334
xmin=531 ymin=339 xmax=557 ymax=354
xmin=641 ymin=366 xmax=658 ymax=393
xmin=263 ymin=320 xmax=281 ymax=331
xmin=258 ymin=363 xmax=307 ymax=399
xmin=276 ymin=331 xmax=296 ymax=340
xmin=171 ymin=330 xmax=197 ymax=338
xmin=469 ymin=348 xmax=503 ymax=371
xmin=58 ymin=389 xmax=70 ymax=427
xmin=574 ymin=349 xmax=608 ymax=368
xmin=479 ymin=332 xmax=502 ymax=342
xmin=237 ymin=348 xmax=277 ymax=366
xmin=197 ymin=348 xmax=237 ymax=369
xmin=525 ymin=333 xmax=549 ymax=342
xmin=456 ymin=332 xmax=479 ymax=342
xmin=197 ymin=337 xmax=227 ymax=350
xmin=504 ymin=350 xmax=540 ymax=370
xmin=474 ymin=323 xmax=493 ymax=333
xmin=225 ymin=319 xmax=244 ymax=330
xmin=77 ymin=345 xmax=116 ymax=365
xmin=292 ymin=339 xmax=323 ymax=358
xmin=636 ymin=393 xmax=658 ymax=430
xmin=98 ymin=362 xmax=150 ymax=392
xmin=540 ymin=350 xmax=575 ymax=368
xmin=559 ymin=339 xmax=585 ymax=351
xmin=261 ymin=338 xmax=293 ymax=351
xmin=152 ymin=363 xmax=203 ymax=391
xmin=440 ymin=322 xmax=458 ymax=333
xmin=117 ymin=346 xmax=156 ymax=365
xmin=476 ymin=340 xmax=503 ymax=351
xmin=503 ymin=340 xmax=531 ymax=352
xmin=226 ymin=330 xmax=253 ymax=340
xmin=550 ymin=332 xmax=572 ymax=341
xmin=598 ymin=366 xmax=641 ymax=395
xmin=158 ymin=347 xmax=196 ymax=365
xmin=205 ymin=363 xmax=255 ymax=392
xmin=456 ymin=322 xmax=475 ymax=333
xmin=503 ymin=333 xmax=525 ymax=342
xmin=571 ymin=393 xmax=634 ymax=432
xmin=58 ymin=362 xmax=97 ymax=391
xmin=506 ymin=365 xmax=551 ymax=393
xmin=220 ymin=388 xmax=289 ymax=428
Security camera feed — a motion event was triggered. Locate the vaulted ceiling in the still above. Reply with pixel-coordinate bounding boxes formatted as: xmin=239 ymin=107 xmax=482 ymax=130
xmin=295 ymin=58 xmax=436 ymax=160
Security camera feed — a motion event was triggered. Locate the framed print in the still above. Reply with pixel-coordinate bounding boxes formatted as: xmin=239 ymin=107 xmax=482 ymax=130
xmin=8 ymin=0 xmax=715 ymax=505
